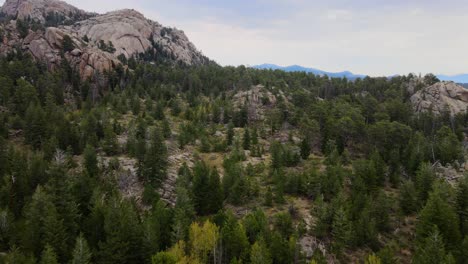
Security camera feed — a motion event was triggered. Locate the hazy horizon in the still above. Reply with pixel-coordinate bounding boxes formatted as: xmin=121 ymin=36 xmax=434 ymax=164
xmin=2 ymin=0 xmax=468 ymax=77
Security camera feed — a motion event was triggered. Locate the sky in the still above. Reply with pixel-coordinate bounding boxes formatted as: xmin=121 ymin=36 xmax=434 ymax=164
xmin=2 ymin=0 xmax=468 ymax=76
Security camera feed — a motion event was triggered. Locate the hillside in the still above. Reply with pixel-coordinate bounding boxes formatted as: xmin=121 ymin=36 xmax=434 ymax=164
xmin=0 ymin=1 xmax=467 ymax=264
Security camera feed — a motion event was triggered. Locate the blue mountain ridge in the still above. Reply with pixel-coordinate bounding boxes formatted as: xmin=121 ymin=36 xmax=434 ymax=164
xmin=436 ymin=74 xmax=468 ymax=84
xmin=252 ymin=64 xmax=468 ymax=84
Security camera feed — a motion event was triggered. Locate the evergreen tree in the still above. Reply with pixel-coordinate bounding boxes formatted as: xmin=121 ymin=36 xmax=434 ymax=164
xmin=71 ymin=233 xmax=92 ymax=264
xmin=172 ymin=187 xmax=195 ymax=243
xmin=456 ymin=175 xmax=468 ymax=237
xmin=140 ymin=128 xmax=168 ymax=187
xmin=243 ymin=128 xmax=250 ymax=150
xmin=14 ymin=78 xmax=39 ymax=116
xmin=221 ymin=213 xmax=250 ymax=263
xmin=24 ymin=103 xmax=47 ymax=149
xmin=84 ymin=144 xmax=98 ymax=177
xmin=208 ymin=169 xmax=223 ymax=213
xmin=413 ymin=228 xmax=455 ymax=264
xmin=21 ymin=185 xmax=68 ymax=260
xmin=192 ymin=162 xmax=222 ymax=215
xmin=416 ymin=183 xmax=461 ymax=251
xmin=40 ymin=244 xmax=59 ymax=264
xmin=435 ymin=126 xmax=462 ymax=165
xmin=399 ymin=180 xmax=418 ymax=215
xmin=250 ymin=240 xmax=272 ymax=264
xmin=415 ymin=162 xmax=435 ymax=206
xmin=162 ymin=118 xmax=171 ymax=139
xmin=332 ymin=206 xmax=351 ymax=253
xmin=143 ymin=200 xmax=173 ymax=258
xmin=98 ymin=197 xmax=143 ymax=264
xmin=102 ymin=123 xmax=119 ymax=155
xmin=300 ymin=136 xmax=311 ymax=160
xmin=270 ymin=141 xmax=283 ymax=169
xmin=251 ymin=127 xmax=259 ymax=145
xmin=62 ymin=35 xmax=75 ymax=52
xmin=226 ymin=122 xmax=235 ymax=146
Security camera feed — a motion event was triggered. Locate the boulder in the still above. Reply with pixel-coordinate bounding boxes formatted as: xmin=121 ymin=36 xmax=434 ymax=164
xmin=410 ymin=81 xmax=468 ymax=115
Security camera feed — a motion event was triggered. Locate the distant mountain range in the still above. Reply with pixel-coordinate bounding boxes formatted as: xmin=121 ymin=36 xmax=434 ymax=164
xmin=252 ymin=64 xmax=468 ymax=84
xmin=252 ymin=64 xmax=367 ymax=80
xmin=436 ymin=74 xmax=468 ymax=84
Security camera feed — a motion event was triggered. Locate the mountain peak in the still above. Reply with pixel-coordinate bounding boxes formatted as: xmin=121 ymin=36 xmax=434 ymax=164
xmin=1 ymin=0 xmax=88 ymax=23
xmin=0 ymin=0 xmax=208 ymax=80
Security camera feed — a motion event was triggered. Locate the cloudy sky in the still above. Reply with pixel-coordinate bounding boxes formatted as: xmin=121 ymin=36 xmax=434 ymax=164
xmin=2 ymin=0 xmax=468 ymax=76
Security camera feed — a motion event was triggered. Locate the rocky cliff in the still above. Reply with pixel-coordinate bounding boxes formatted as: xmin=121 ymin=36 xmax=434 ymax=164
xmin=0 ymin=0 xmax=208 ymax=79
xmin=410 ymin=81 xmax=468 ymax=115
xmin=1 ymin=0 xmax=90 ymax=23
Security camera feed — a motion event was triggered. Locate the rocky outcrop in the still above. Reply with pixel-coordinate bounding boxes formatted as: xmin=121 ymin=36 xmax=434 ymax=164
xmin=0 ymin=1 xmax=208 ymax=79
xmin=410 ymin=81 xmax=468 ymax=115
xmin=1 ymin=0 xmax=89 ymax=23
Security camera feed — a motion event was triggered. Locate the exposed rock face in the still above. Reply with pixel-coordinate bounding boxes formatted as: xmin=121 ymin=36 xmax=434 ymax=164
xmin=1 ymin=0 xmax=89 ymax=23
xmin=0 ymin=1 xmax=208 ymax=79
xmin=233 ymin=85 xmax=279 ymax=122
xmin=410 ymin=82 xmax=468 ymax=115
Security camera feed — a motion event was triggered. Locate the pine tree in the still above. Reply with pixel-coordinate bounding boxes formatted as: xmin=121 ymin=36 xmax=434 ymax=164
xmin=413 ymin=228 xmax=454 ymax=264
xmin=162 ymin=118 xmax=171 ymax=139
xmin=300 ymin=136 xmax=311 ymax=160
xmin=416 ymin=183 xmax=461 ymax=251
xmin=221 ymin=213 xmax=250 ymax=262
xmin=399 ymin=180 xmax=418 ymax=215
xmin=14 ymin=78 xmax=39 ymax=116
xmin=143 ymin=200 xmax=173 ymax=257
xmin=24 ymin=103 xmax=47 ymax=149
xmin=102 ymin=123 xmax=119 ymax=155
xmin=98 ymin=197 xmax=143 ymax=264
xmin=140 ymin=127 xmax=168 ymax=187
xmin=415 ymin=162 xmax=435 ymax=206
xmin=435 ymin=126 xmax=462 ymax=165
xmin=84 ymin=144 xmax=98 ymax=177
xmin=40 ymin=244 xmax=59 ymax=264
xmin=227 ymin=122 xmax=235 ymax=146
xmin=243 ymin=128 xmax=250 ymax=150
xmin=71 ymin=233 xmax=92 ymax=264
xmin=192 ymin=162 xmax=222 ymax=215
xmin=250 ymin=240 xmax=272 ymax=264
xmin=21 ymin=178 xmax=70 ymax=261
xmin=332 ymin=206 xmax=351 ymax=253
xmin=270 ymin=141 xmax=283 ymax=169
xmin=208 ymin=169 xmax=223 ymax=213
xmin=172 ymin=187 xmax=195 ymax=243
xmin=45 ymin=162 xmax=80 ymax=260
xmin=457 ymin=175 xmax=468 ymax=237
xmin=251 ymin=127 xmax=259 ymax=145
xmin=62 ymin=35 xmax=74 ymax=52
